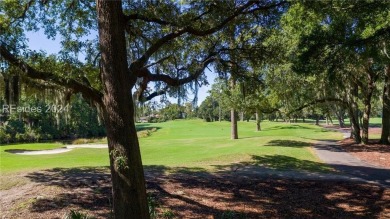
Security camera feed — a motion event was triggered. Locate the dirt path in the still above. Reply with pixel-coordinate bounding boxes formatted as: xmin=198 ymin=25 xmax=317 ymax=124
xmin=313 ymin=139 xmax=390 ymax=187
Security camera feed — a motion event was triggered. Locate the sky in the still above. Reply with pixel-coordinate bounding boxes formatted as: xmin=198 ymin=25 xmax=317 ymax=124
xmin=26 ymin=31 xmax=214 ymax=106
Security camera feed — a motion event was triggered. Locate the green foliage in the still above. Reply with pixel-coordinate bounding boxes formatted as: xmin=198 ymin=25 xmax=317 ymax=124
xmin=219 ymin=210 xmax=246 ymax=219
xmin=63 ymin=209 xmax=95 ymax=219
xmin=110 ymin=149 xmax=129 ymax=171
xmin=159 ymin=103 xmax=184 ymax=121
xmin=66 ymin=95 xmax=105 ymax=138
xmin=137 ymin=128 xmax=157 ymax=138
xmin=71 ymin=137 xmax=107 ymax=145
xmin=5 ymin=115 xmax=25 ymax=137
xmin=197 ymin=95 xmax=224 ymax=122
xmin=15 ymin=126 xmax=41 ymax=142
xmin=161 ymin=209 xmax=175 ymax=219
xmin=0 ymin=94 xmax=105 ymax=143
xmin=147 ymin=194 xmax=158 ymax=219
xmin=0 ymin=127 xmax=11 ymax=144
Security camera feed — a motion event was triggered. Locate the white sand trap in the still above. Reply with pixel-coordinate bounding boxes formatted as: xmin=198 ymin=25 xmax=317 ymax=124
xmin=8 ymin=144 xmax=108 ymax=155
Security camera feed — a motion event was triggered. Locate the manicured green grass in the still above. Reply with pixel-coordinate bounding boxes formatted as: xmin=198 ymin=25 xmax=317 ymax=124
xmin=0 ymin=143 xmax=109 ymax=174
xmin=0 ymin=119 xmax=343 ymax=175
xmin=140 ymin=120 xmax=341 ymax=172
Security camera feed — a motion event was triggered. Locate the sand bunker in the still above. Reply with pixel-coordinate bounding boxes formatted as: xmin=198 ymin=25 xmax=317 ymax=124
xmin=6 ymin=144 xmax=108 ymax=155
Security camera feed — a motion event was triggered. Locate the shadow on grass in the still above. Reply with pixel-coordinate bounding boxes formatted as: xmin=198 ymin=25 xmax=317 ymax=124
xmin=264 ymin=125 xmax=313 ymax=131
xmin=23 ymin=156 xmax=390 ymax=218
xmin=251 ymin=155 xmax=331 ymax=172
xmin=135 ymin=123 xmax=161 ymax=132
xmin=369 ymin=123 xmax=382 ymax=128
xmin=4 ymin=149 xmax=37 ymax=153
xmin=264 ymin=140 xmax=312 ymax=148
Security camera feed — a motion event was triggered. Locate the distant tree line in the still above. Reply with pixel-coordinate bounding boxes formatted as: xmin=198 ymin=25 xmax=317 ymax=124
xmin=0 ymin=92 xmax=105 ymax=144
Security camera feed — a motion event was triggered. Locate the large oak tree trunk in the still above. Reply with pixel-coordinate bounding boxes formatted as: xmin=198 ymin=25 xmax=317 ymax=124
xmin=96 ymin=1 xmax=150 ymax=218
xmin=380 ymin=65 xmax=390 ymax=144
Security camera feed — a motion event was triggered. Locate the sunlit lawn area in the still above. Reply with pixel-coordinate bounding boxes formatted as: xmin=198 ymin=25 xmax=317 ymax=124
xmin=0 ymin=119 xmax=344 ymax=175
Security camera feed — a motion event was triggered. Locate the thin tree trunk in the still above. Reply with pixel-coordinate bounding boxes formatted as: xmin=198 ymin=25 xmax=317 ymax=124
xmin=336 ymin=107 xmax=345 ymax=128
xmin=12 ymin=75 xmax=19 ymax=105
xmin=380 ymin=65 xmax=390 ymax=144
xmin=230 ymin=77 xmax=238 ymax=139
xmin=362 ymin=71 xmax=375 ymax=144
xmin=255 ymin=110 xmax=261 ymax=131
xmin=218 ymin=105 xmax=221 ymax=122
xmin=362 ymin=100 xmax=372 ymax=144
xmin=328 ymin=115 xmax=333 ymax=125
xmin=96 ymin=1 xmax=150 ymax=218
xmin=4 ymin=76 xmax=10 ymax=105
xmin=348 ymin=83 xmax=361 ymax=143
xmin=231 ymin=108 xmax=238 ymax=139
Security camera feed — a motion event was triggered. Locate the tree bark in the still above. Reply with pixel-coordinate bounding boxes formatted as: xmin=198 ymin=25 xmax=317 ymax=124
xmin=335 ymin=107 xmax=345 ymax=128
xmin=327 ymin=115 xmax=333 ymax=125
xmin=4 ymin=76 xmax=10 ymax=105
xmin=380 ymin=65 xmax=390 ymax=144
xmin=231 ymin=108 xmax=238 ymax=139
xmin=255 ymin=110 xmax=261 ymax=131
xmin=96 ymin=1 xmax=149 ymax=218
xmin=12 ymin=75 xmax=20 ymax=105
xmin=361 ymin=69 xmax=375 ymax=144
xmin=348 ymin=83 xmax=361 ymax=143
xmin=218 ymin=105 xmax=221 ymax=122
xmin=230 ymin=77 xmax=238 ymax=139
xmin=315 ymin=115 xmax=319 ymax=125
xmin=361 ymin=99 xmax=372 ymax=144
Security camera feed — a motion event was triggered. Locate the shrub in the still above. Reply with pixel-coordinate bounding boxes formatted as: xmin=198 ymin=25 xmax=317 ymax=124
xmin=5 ymin=116 xmax=25 ymax=138
xmin=0 ymin=127 xmax=11 ymax=144
xmin=15 ymin=133 xmax=26 ymax=142
xmin=162 ymin=209 xmax=175 ymax=219
xmin=63 ymin=210 xmax=94 ymax=219
xmin=23 ymin=127 xmax=42 ymax=142
xmin=71 ymin=137 xmax=107 ymax=145
xmin=137 ymin=128 xmax=157 ymax=138
xmin=147 ymin=193 xmax=158 ymax=219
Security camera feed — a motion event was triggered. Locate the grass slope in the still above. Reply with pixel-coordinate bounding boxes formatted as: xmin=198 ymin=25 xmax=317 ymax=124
xmin=0 ymin=120 xmax=342 ymax=175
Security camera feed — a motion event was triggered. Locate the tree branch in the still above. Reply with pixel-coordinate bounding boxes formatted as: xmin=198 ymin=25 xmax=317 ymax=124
xmin=134 ymin=52 xmax=216 ymax=101
xmin=9 ymin=0 xmax=35 ymax=25
xmin=144 ymin=55 xmax=171 ymax=68
xmin=125 ymin=13 xmax=172 ymax=26
xmin=0 ymin=44 xmax=103 ymax=104
xmin=287 ymin=98 xmax=347 ymax=116
xmin=144 ymin=87 xmax=169 ymax=102
xmin=134 ymin=1 xmax=259 ymax=67
xmin=138 ymin=54 xmax=215 ymax=86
